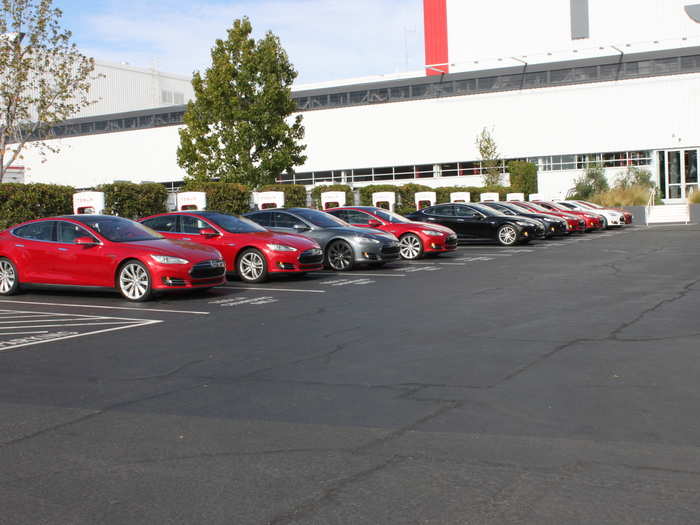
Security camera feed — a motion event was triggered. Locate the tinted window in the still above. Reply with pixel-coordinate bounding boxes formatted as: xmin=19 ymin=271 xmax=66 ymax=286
xmin=292 ymin=209 xmax=349 ymax=228
xmin=205 ymin=213 xmax=266 ymax=233
xmin=57 ymin=221 xmax=98 ymax=243
xmin=326 ymin=209 xmax=349 ymax=222
xmin=142 ymin=215 xmax=178 ymax=232
xmin=465 ymin=204 xmax=500 ymax=216
xmin=454 ymin=206 xmax=478 ymax=217
xmin=373 ymin=209 xmax=410 ymax=223
xmin=273 ymin=212 xmax=306 ymax=229
xmin=246 ymin=212 xmax=272 ymax=228
xmin=342 ymin=210 xmax=374 ymax=225
xmin=427 ymin=205 xmax=455 ymax=217
xmin=13 ymin=221 xmax=55 ymax=241
xmin=180 ymin=215 xmax=211 ymax=234
xmin=73 ymin=217 xmax=162 ymax=242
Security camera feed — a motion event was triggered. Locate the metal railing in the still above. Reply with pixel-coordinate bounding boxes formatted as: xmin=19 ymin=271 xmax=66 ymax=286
xmin=645 ymin=188 xmax=656 ymax=226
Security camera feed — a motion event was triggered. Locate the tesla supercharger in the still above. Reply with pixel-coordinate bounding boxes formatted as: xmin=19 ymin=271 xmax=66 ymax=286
xmin=528 ymin=193 xmax=544 ymax=201
xmin=321 ymin=191 xmax=346 ymax=209
xmin=480 ymin=192 xmax=500 ymax=202
xmin=507 ymin=193 xmax=525 ymax=201
xmin=414 ymin=191 xmax=436 ymax=210
xmin=372 ymin=191 xmax=396 ymax=212
xmin=253 ymin=191 xmax=285 ymax=210
xmin=450 ymin=192 xmax=470 ymax=203
xmin=73 ymin=191 xmax=105 ymax=215
xmin=177 ymin=192 xmax=207 ymax=211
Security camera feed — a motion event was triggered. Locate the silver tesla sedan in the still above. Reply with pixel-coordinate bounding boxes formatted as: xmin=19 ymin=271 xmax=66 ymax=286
xmin=244 ymin=208 xmax=400 ymax=271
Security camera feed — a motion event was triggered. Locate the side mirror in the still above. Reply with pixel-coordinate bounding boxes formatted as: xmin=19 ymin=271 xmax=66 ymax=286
xmin=367 ymin=219 xmax=382 ymax=228
xmin=199 ymin=228 xmax=219 ymax=237
xmin=75 ymin=236 xmax=98 ymax=246
xmin=293 ymin=223 xmax=310 ymax=232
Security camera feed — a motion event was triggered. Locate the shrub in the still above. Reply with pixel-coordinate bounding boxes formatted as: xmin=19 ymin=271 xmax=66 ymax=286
xmin=182 ymin=181 xmax=252 ymax=214
xmin=689 ymin=189 xmax=700 ymax=204
xmin=569 ymin=163 xmax=609 ymax=199
xmin=260 ymin=184 xmax=307 ymax=207
xmin=310 ymin=184 xmax=354 ymax=209
xmin=99 ymin=182 xmax=167 ymax=219
xmin=358 ymin=184 xmax=401 ymax=206
xmin=614 ymin=167 xmax=654 ymax=190
xmin=590 ymin=185 xmax=654 ymax=207
xmin=435 ymin=186 xmax=476 ymax=203
xmin=508 ymin=161 xmax=538 ymax=197
xmin=396 ymin=183 xmax=433 ymax=214
xmin=0 ymin=183 xmax=74 ymax=230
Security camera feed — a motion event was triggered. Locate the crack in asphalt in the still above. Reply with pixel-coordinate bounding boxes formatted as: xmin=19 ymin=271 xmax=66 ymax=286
xmin=495 ymin=277 xmax=700 ymax=386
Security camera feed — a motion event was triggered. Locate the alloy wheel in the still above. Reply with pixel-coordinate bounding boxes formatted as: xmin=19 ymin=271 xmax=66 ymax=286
xmin=0 ymin=259 xmax=16 ymax=294
xmin=328 ymin=241 xmax=353 ymax=270
xmin=399 ymin=234 xmax=422 ymax=260
xmin=497 ymin=225 xmax=518 ymax=246
xmin=239 ymin=251 xmax=266 ymax=281
xmin=119 ymin=263 xmax=150 ymax=300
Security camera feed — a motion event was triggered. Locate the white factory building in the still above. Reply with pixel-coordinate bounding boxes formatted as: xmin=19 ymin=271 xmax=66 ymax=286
xmin=14 ymin=0 xmax=700 ymax=202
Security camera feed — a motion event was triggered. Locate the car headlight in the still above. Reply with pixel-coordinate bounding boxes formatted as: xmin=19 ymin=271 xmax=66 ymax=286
xmin=421 ymin=230 xmax=443 ymax=237
xmin=267 ymin=244 xmax=297 ymax=252
xmin=150 ymin=254 xmax=189 ymax=265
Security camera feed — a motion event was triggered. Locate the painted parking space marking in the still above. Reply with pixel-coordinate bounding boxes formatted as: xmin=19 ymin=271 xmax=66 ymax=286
xmin=319 ymin=278 xmax=376 ymax=286
xmin=0 ymin=299 xmax=209 ymax=315
xmin=402 ymin=266 xmax=441 ymax=273
xmin=0 ymin=308 xmax=161 ymax=353
xmin=455 ymin=257 xmax=494 ymax=262
xmin=221 ymin=286 xmax=326 ymax=293
xmin=209 ymin=296 xmax=279 ymax=307
xmin=308 ymin=272 xmax=406 ymax=278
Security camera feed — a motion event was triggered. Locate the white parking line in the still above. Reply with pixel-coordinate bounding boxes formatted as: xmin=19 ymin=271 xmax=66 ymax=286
xmin=221 ymin=286 xmax=326 ymax=293
xmin=308 ymin=272 xmax=406 ymax=278
xmin=0 ymin=331 xmax=49 ymax=336
xmin=0 ymin=299 xmax=210 ymax=315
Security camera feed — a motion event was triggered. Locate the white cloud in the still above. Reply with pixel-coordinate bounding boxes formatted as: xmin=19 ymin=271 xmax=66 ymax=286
xmin=77 ymin=0 xmax=425 ymax=84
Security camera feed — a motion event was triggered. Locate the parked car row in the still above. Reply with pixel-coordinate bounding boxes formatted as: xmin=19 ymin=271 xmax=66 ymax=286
xmin=0 ymin=200 xmax=630 ymax=301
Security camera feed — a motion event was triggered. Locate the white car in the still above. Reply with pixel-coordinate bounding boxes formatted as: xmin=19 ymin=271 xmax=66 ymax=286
xmin=556 ymin=200 xmax=625 ymax=228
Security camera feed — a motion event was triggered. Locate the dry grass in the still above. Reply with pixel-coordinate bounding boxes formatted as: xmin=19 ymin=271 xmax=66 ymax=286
xmin=688 ymin=190 xmax=700 ymax=204
xmin=590 ymin=185 xmax=652 ymax=207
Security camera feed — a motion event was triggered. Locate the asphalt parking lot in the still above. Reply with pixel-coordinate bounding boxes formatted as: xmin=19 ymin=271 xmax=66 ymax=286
xmin=2 ymin=225 xmax=700 ymax=524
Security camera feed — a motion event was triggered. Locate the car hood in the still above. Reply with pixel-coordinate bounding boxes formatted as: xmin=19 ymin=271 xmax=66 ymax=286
xmin=251 ymin=230 xmax=321 ymax=249
xmin=327 ymin=226 xmax=397 ymax=241
xmin=125 ymin=239 xmax=223 ymax=260
xmin=412 ymin=221 xmax=456 ymax=235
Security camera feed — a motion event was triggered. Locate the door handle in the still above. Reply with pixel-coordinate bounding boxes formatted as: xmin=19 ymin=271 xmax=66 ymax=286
xmin=182 ymin=237 xmax=191 ymax=241
xmin=58 ymin=247 xmax=69 ymax=251
xmin=15 ymin=244 xmax=24 ymax=247
xmin=457 ymin=219 xmax=466 ymax=222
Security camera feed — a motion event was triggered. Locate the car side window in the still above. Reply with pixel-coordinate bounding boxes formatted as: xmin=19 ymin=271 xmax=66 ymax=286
xmin=141 ymin=215 xmax=177 ymax=232
xmin=13 ymin=221 xmax=55 ymax=241
xmin=247 ymin=212 xmax=272 ymax=227
xmin=326 ymin=210 xmax=347 ymax=222
xmin=180 ymin=215 xmax=211 ymax=234
xmin=428 ymin=205 xmax=455 ymax=217
xmin=343 ymin=210 xmax=373 ymax=225
xmin=273 ymin=212 xmax=305 ymax=229
xmin=454 ymin=206 xmax=478 ymax=218
xmin=57 ymin=221 xmax=98 ymax=244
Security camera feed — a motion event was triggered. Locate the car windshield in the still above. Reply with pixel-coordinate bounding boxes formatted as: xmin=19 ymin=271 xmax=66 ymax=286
xmin=74 ymin=216 xmax=163 ymax=242
xmin=372 ymin=208 xmax=411 ymax=223
xmin=468 ymin=203 xmax=502 ymax=216
xmin=489 ymin=204 xmax=517 ymax=215
xmin=578 ymin=201 xmax=601 ymax=209
xmin=293 ymin=209 xmax=350 ymax=228
xmin=205 ymin=212 xmax=267 ymax=233
xmin=523 ymin=202 xmax=550 ymax=213
xmin=557 ymin=202 xmax=577 ymax=209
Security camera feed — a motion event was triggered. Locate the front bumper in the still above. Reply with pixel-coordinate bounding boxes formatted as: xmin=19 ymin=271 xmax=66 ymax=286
xmin=269 ymin=248 xmax=324 ymax=273
xmin=152 ymin=258 xmax=226 ymax=290
xmin=357 ymin=241 xmax=401 ymax=262
xmin=424 ymin=234 xmax=458 ymax=253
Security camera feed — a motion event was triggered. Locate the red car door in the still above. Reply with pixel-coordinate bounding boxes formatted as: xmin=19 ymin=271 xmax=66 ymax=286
xmin=10 ymin=220 xmax=58 ymax=283
xmin=52 ymin=220 xmax=114 ymax=286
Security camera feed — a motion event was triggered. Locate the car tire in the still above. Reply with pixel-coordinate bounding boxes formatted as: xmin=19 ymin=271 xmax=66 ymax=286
xmin=496 ymin=224 xmax=518 ymax=246
xmin=399 ymin=233 xmax=424 ymax=260
xmin=237 ymin=248 xmax=269 ymax=283
xmin=326 ymin=240 xmax=355 ymax=271
xmin=601 ymin=217 xmax=609 ymax=229
xmin=0 ymin=257 xmax=20 ymax=296
xmin=117 ymin=260 xmax=153 ymax=302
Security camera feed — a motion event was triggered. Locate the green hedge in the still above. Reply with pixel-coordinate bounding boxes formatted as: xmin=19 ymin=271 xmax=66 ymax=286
xmin=99 ymin=182 xmax=167 ymax=219
xmin=0 ymin=183 xmax=74 ymax=230
xmin=310 ymin=184 xmax=354 ymax=208
xmin=182 ymin=181 xmax=252 ymax=215
xmin=358 ymin=184 xmax=400 ymax=206
xmin=260 ymin=184 xmax=307 ymax=208
xmin=507 ymin=161 xmax=538 ymax=197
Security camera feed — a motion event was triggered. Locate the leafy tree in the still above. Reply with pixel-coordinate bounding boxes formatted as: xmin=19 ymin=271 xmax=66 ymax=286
xmin=508 ymin=160 xmax=538 ymax=196
xmin=614 ymin=166 xmax=654 ymax=190
xmin=475 ymin=127 xmax=503 ymax=186
xmin=177 ymin=17 xmax=306 ymax=188
xmin=569 ymin=163 xmax=609 ymax=199
xmin=0 ymin=0 xmax=97 ymax=182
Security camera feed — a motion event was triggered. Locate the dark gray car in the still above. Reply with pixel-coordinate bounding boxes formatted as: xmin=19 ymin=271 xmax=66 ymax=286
xmin=244 ymin=208 xmax=400 ymax=271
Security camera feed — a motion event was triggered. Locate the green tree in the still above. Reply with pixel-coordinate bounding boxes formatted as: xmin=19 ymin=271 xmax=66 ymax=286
xmin=475 ymin=127 xmax=502 ymax=186
xmin=0 ymin=0 xmax=97 ymax=182
xmin=177 ymin=17 xmax=306 ymax=188
xmin=569 ymin=163 xmax=609 ymax=199
xmin=508 ymin=160 xmax=538 ymax=196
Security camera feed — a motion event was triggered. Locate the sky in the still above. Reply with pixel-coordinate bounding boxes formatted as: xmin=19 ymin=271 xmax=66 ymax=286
xmin=53 ymin=0 xmax=426 ymax=85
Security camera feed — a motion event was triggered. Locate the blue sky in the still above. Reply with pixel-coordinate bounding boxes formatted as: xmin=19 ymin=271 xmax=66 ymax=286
xmin=53 ymin=0 xmax=425 ymax=84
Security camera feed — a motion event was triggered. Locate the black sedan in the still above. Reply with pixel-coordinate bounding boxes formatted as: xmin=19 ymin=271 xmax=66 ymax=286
xmin=480 ymin=202 xmax=569 ymax=238
xmin=406 ymin=203 xmax=542 ymax=246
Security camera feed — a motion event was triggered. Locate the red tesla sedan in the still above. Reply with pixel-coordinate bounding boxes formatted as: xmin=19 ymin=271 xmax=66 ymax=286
xmin=140 ymin=211 xmax=323 ymax=283
xmin=325 ymin=206 xmax=457 ymax=260
xmin=510 ymin=201 xmax=585 ymax=233
xmin=532 ymin=201 xmax=604 ymax=231
xmin=0 ymin=215 xmax=226 ymax=301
